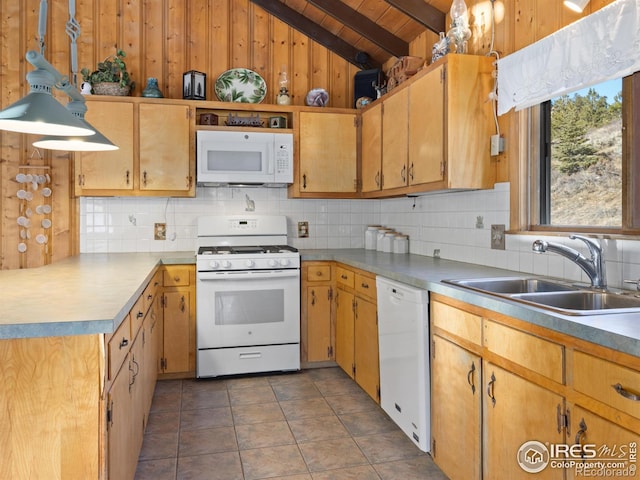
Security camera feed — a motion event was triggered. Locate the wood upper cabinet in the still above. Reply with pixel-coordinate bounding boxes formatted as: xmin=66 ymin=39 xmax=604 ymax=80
xmin=76 ymin=101 xmax=135 ymax=191
xmin=75 ymin=98 xmax=195 ymax=197
xmin=360 ymin=54 xmax=496 ymax=197
xmin=408 ymin=64 xmax=445 ymax=185
xmin=292 ymin=110 xmax=358 ymax=197
xmin=139 ymin=103 xmax=192 ymax=192
xmin=381 ymin=87 xmax=409 ymax=190
xmin=360 ymin=103 xmax=382 ymax=193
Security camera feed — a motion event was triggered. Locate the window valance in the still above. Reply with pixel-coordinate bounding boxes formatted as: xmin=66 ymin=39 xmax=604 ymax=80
xmin=497 ymin=0 xmax=640 ymax=115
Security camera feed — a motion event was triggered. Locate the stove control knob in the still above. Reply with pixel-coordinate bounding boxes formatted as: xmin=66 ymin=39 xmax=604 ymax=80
xmin=209 ymin=260 xmax=220 ymax=269
xmin=267 ymin=259 xmax=278 ymax=267
xmin=279 ymin=258 xmax=290 ymax=267
xmin=221 ymin=260 xmax=232 ymax=269
xmin=246 ymin=259 xmax=255 ymax=268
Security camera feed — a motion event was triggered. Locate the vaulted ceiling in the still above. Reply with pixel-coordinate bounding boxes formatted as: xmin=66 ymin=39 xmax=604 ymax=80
xmin=249 ymin=0 xmax=453 ymax=69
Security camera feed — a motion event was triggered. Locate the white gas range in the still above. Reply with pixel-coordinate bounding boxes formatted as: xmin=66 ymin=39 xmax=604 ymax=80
xmin=195 ymin=215 xmax=300 ymax=378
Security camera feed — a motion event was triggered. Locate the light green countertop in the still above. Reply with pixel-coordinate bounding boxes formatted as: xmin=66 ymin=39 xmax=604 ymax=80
xmin=302 ymin=249 xmax=640 ymax=358
xmin=2 ymin=249 xmax=639 ymax=359
xmin=0 ymin=252 xmax=195 ymax=339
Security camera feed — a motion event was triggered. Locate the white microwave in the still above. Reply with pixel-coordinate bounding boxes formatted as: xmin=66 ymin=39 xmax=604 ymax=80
xmin=196 ymin=130 xmax=293 ymax=186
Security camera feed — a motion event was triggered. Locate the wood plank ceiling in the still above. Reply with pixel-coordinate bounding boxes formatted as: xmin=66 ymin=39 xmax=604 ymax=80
xmin=249 ymin=0 xmax=453 ymax=69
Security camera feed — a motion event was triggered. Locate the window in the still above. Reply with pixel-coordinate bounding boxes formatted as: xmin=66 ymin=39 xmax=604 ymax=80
xmin=530 ymin=73 xmax=638 ymax=234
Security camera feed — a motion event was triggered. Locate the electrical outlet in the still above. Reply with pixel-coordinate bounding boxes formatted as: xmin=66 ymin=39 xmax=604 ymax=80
xmin=297 ymin=221 xmax=309 ymax=238
xmin=491 ymin=224 xmax=506 ymax=250
xmin=154 ymin=223 xmax=166 ymax=240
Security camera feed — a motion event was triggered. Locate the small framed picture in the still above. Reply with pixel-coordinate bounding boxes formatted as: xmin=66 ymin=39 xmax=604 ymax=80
xmin=269 ymin=116 xmax=287 ymax=128
xmin=183 ymin=70 xmax=206 ymax=100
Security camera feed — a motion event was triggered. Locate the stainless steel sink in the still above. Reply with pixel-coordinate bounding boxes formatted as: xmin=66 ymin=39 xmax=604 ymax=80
xmin=444 ymin=277 xmax=578 ymax=294
xmin=443 ymin=277 xmax=640 ymax=315
xmin=511 ymin=291 xmax=640 ymax=315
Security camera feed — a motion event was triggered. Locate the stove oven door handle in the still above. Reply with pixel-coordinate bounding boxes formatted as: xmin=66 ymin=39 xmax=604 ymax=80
xmin=197 ymin=270 xmax=300 ymax=281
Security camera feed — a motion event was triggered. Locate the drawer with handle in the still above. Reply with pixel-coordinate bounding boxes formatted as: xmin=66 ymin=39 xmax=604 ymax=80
xmin=336 ymin=266 xmax=355 ymax=288
xmin=107 ymin=313 xmax=132 ymax=380
xmin=355 ymin=272 xmax=376 ymax=301
xmin=307 ymin=264 xmax=331 ymax=282
xmin=574 ymin=350 xmax=640 ymax=420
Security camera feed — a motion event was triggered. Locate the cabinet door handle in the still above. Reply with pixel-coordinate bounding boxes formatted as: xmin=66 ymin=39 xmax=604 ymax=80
xmin=119 ymin=337 xmax=129 ymax=349
xmin=612 ymin=383 xmax=640 ymax=401
xmin=137 ymin=311 xmax=144 ymax=319
xmin=408 ymin=162 xmax=414 ymax=181
xmin=401 ymin=164 xmax=406 ymax=183
xmin=341 ymin=274 xmax=348 ymax=280
xmin=467 ymin=361 xmax=476 ymax=394
xmin=375 ymin=171 xmax=380 ymax=188
xmin=147 ymin=294 xmax=153 ymax=301
xmin=142 ymin=171 xmax=148 ymax=186
xmin=174 ymin=276 xmax=181 ymax=282
xmin=303 ymin=174 xmax=307 ymax=189
xmin=311 ymin=289 xmax=316 ymax=306
xmin=360 ymin=282 xmax=369 ymax=289
xmin=487 ymin=372 xmax=496 ymax=407
xmin=125 ymin=170 xmax=130 ymax=185
xmin=574 ymin=418 xmax=588 ymax=448
xmin=180 ymin=295 xmax=186 ymax=313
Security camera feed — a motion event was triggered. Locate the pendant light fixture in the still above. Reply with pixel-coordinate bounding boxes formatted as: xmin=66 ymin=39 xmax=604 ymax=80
xmin=33 ymin=0 xmax=117 ymax=151
xmin=564 ymin=0 xmax=590 ymax=12
xmin=0 ymin=0 xmax=93 ymax=137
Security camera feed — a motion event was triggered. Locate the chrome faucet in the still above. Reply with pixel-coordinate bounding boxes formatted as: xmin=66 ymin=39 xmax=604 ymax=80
xmin=532 ymin=235 xmax=606 ymax=289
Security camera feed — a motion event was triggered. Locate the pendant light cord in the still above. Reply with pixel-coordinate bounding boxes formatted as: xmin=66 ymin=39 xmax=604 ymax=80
xmin=38 ymin=0 xmax=47 ymax=55
xmin=65 ymin=0 xmax=80 ymax=87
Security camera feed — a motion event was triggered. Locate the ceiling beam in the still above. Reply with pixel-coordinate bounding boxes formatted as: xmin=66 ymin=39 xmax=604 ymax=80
xmin=384 ymin=0 xmax=446 ymax=34
xmin=249 ymin=0 xmax=380 ymax=69
xmin=306 ymin=0 xmax=409 ymax=58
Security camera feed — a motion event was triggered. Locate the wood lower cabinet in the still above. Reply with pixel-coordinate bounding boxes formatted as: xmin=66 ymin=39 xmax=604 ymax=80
xmin=335 ymin=264 xmax=379 ymax=402
xmin=431 ymin=293 xmax=640 ymax=480
xmin=431 ymin=334 xmax=482 ymax=480
xmin=484 ymin=363 xmax=565 ymax=479
xmin=75 ymin=98 xmax=195 ymax=197
xmin=159 ymin=265 xmax=195 ymax=377
xmin=291 ymin=110 xmax=358 ymax=197
xmin=301 ymin=262 xmax=334 ymax=365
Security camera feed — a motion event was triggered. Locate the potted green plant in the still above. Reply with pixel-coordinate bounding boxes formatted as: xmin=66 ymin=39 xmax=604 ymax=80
xmin=81 ymin=49 xmax=135 ymax=96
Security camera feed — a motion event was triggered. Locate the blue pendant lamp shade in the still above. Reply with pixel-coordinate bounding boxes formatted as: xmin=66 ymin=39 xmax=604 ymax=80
xmin=0 ymin=66 xmax=94 ymax=136
xmin=33 ymin=100 xmax=118 ymax=151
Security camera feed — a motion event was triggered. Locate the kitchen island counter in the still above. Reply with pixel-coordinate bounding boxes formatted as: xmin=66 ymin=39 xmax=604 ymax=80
xmin=0 ymin=252 xmax=195 ymax=339
xmin=302 ymin=249 xmax=640 ymax=358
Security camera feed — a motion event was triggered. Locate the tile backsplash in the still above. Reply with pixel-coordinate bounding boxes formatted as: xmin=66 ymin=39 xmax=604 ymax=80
xmin=80 ymin=182 xmax=640 ymax=289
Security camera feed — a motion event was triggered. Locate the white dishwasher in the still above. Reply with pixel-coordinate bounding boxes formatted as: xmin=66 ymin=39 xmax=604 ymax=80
xmin=376 ymin=276 xmax=430 ymax=452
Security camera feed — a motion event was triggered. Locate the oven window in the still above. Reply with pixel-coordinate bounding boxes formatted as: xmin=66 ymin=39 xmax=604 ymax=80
xmin=207 ymin=151 xmax=262 ymax=172
xmin=215 ymin=290 xmax=284 ymax=325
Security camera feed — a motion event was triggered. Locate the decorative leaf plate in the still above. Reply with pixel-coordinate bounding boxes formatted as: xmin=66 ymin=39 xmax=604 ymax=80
xmin=214 ymin=68 xmax=267 ymax=103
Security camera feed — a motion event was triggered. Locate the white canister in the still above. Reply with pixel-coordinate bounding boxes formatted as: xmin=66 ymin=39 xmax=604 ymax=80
xmin=376 ymin=228 xmax=393 ymax=251
xmin=393 ymin=234 xmax=409 ymax=254
xmin=382 ymin=232 xmax=396 ymax=253
xmin=365 ymin=225 xmax=380 ymax=250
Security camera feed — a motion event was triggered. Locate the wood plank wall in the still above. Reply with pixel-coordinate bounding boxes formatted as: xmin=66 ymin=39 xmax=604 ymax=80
xmin=0 ymin=0 xmax=616 ymax=270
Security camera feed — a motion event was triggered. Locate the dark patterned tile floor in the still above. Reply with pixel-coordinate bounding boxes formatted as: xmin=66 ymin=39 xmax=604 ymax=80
xmin=135 ymin=367 xmax=448 ymax=480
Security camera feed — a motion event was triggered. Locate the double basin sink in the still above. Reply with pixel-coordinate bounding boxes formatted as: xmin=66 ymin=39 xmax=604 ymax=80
xmin=444 ymin=277 xmax=640 ymax=315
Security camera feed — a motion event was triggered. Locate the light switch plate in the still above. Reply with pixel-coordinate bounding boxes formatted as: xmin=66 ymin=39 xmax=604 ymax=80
xmin=491 ymin=224 xmax=505 ymax=250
